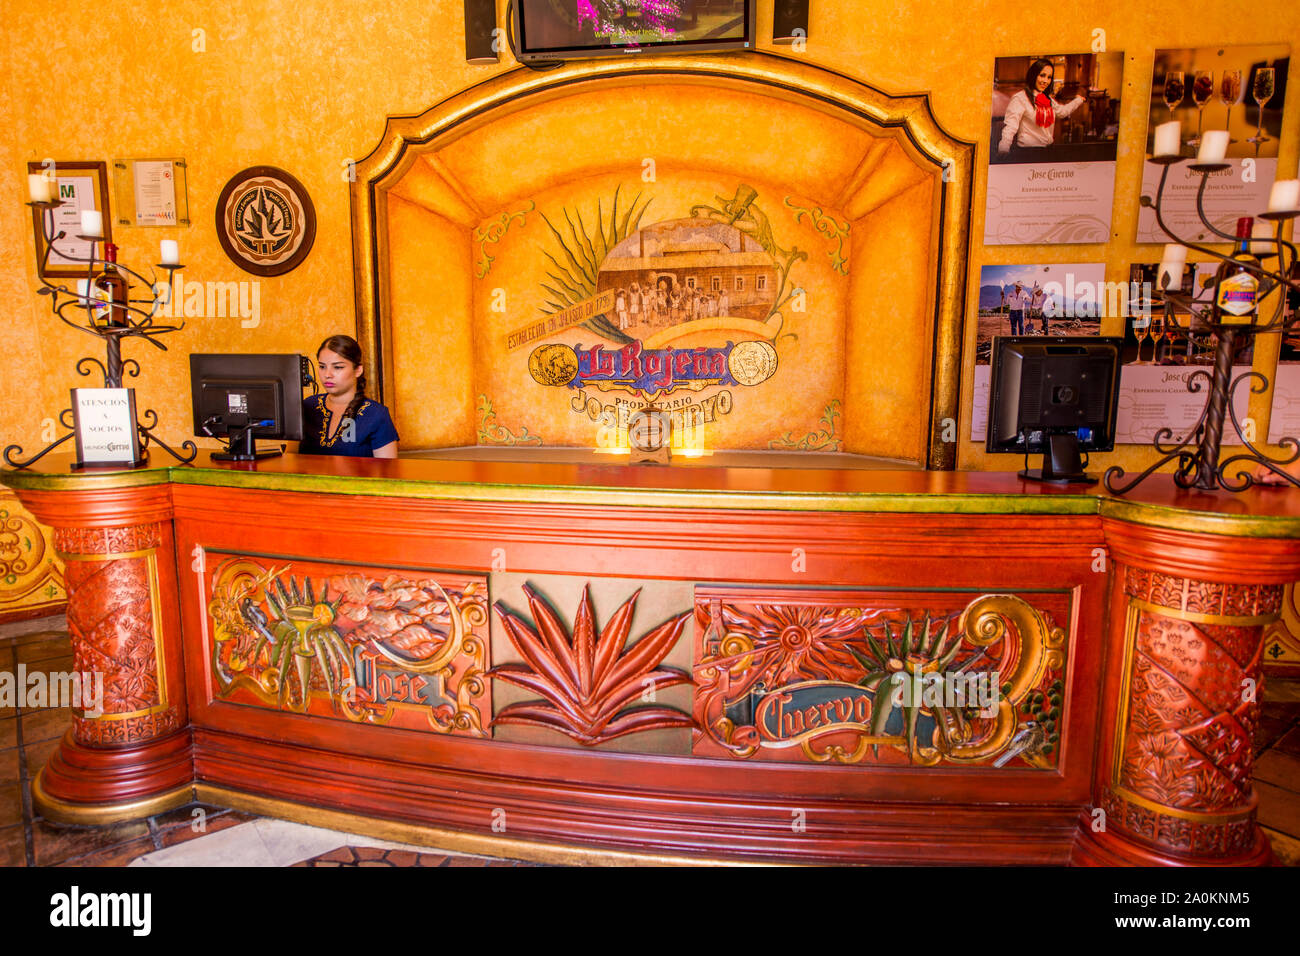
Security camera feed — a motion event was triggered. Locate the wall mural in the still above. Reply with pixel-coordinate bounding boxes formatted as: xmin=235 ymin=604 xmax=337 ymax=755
xmin=496 ymin=183 xmax=843 ymax=451
xmin=206 ymin=557 xmax=490 ymax=736
xmin=693 ymin=588 xmax=1069 ymax=767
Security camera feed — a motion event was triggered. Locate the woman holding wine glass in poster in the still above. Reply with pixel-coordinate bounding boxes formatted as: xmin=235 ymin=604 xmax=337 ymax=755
xmin=997 ymin=58 xmax=1086 ymax=157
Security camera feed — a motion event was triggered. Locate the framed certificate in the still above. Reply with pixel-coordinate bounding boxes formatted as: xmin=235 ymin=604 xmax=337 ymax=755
xmin=111 ymin=158 xmax=190 ymax=227
xmin=71 ymin=388 xmax=145 ymax=468
xmin=28 ymin=161 xmax=112 ymax=278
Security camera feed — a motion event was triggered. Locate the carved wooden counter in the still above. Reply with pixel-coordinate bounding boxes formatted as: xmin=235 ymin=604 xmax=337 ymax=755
xmin=5 ymin=453 xmax=1298 ymax=865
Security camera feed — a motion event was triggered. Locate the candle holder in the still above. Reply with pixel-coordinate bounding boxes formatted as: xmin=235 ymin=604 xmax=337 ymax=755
xmin=3 ymin=200 xmax=198 ymax=469
xmin=1105 ymin=160 xmax=1300 ymax=494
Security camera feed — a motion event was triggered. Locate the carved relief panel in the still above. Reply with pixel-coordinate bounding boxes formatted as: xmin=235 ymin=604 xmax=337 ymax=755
xmin=203 ymin=554 xmax=489 ymax=736
xmin=693 ymin=587 xmax=1071 ymax=767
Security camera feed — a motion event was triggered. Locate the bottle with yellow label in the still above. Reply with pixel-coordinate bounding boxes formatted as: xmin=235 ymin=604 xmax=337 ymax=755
xmin=1211 ymin=216 xmax=1260 ymax=326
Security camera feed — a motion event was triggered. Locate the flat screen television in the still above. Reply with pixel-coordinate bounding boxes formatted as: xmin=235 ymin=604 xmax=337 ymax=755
xmin=986 ymin=336 xmax=1124 ymax=484
xmin=511 ymin=0 xmax=755 ymax=63
xmin=190 ymin=354 xmax=306 ymax=461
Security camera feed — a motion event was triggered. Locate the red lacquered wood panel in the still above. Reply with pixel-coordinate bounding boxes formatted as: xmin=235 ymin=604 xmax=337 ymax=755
xmin=6 ymin=454 xmax=1300 ymax=864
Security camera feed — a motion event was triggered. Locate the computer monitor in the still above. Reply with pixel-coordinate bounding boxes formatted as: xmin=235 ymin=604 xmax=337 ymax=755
xmin=190 ymin=354 xmax=306 ymax=461
xmin=986 ymin=336 xmax=1124 ymax=484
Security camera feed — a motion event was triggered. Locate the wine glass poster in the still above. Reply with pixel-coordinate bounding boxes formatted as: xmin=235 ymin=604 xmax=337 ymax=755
xmin=1268 ymin=280 xmax=1300 ymax=443
xmin=1136 ymin=44 xmax=1290 ymax=243
xmin=1116 ymin=262 xmax=1249 ymax=445
xmin=969 ymin=263 xmax=1105 ymax=441
xmin=984 ymin=52 xmax=1125 ymax=245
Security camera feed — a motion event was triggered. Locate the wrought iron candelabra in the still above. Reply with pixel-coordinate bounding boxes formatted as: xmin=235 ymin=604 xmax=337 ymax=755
xmin=1103 ymin=155 xmax=1300 ymax=494
xmin=5 ymin=200 xmax=198 ymax=469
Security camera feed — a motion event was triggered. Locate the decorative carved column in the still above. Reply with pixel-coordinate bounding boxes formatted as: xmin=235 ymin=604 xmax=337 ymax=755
xmin=1074 ymin=520 xmax=1300 ymax=866
xmin=56 ymin=522 xmax=182 ymax=745
xmin=13 ymin=482 xmax=193 ymax=823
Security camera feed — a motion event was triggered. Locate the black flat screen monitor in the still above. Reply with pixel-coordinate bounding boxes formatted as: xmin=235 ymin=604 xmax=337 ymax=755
xmin=190 ymin=354 xmax=305 ymax=461
xmin=986 ymin=336 xmax=1124 ymax=484
xmin=512 ymin=0 xmax=755 ymax=62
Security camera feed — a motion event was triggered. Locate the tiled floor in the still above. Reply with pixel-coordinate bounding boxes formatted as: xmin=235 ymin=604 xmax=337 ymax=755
xmin=0 ymin=614 xmax=530 ymax=868
xmin=3 ymin=612 xmax=1299 ymax=866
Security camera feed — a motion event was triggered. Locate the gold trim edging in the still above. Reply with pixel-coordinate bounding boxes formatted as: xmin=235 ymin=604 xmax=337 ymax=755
xmin=1127 ymin=597 xmax=1280 ymax=628
xmin=31 ymin=768 xmax=194 ymax=826
xmin=12 ymin=463 xmax=1300 ymax=538
xmin=194 ymin=784 xmax=771 ymax=867
xmin=1114 ymin=784 xmax=1257 ymax=825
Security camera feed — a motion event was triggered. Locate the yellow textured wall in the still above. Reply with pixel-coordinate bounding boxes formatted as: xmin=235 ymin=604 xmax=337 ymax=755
xmin=845 ymin=178 xmax=938 ymax=461
xmin=385 ymin=195 xmax=477 ymax=447
xmin=2 ymin=1 xmax=1298 ymax=471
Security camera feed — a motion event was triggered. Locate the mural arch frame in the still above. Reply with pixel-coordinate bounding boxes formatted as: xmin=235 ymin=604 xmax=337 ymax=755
xmin=350 ymin=52 xmax=973 ymax=468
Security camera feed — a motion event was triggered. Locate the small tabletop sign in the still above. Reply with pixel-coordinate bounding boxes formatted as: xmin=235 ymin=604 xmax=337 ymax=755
xmin=71 ymin=388 xmax=145 ymax=468
xmin=628 ymin=404 xmax=672 ymax=464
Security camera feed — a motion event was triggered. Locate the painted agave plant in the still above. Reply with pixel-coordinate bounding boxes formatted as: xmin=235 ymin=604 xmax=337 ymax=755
xmin=490 ymin=584 xmax=693 ymax=744
xmin=540 ymin=185 xmax=652 ymax=345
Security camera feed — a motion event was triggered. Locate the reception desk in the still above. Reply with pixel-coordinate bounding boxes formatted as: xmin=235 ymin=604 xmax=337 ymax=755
xmin=4 ymin=452 xmax=1298 ymax=866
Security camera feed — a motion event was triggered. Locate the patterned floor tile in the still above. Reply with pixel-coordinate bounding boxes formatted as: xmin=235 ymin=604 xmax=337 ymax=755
xmin=293 ymin=846 xmax=468 ymax=867
xmin=31 ymin=818 xmax=151 ymax=867
xmin=15 ymin=637 xmax=73 ymax=666
xmin=55 ymin=835 xmax=157 ymax=867
xmin=0 ymin=822 xmax=26 ymax=867
xmin=1265 ymin=827 xmax=1300 ymax=866
xmin=19 ymin=708 xmax=72 ymax=745
xmin=157 ymin=809 xmax=262 ymax=849
xmin=1255 ymin=748 xmax=1300 ymax=792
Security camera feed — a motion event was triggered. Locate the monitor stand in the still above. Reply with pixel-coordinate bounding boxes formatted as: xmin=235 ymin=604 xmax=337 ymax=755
xmin=212 ymin=426 xmax=283 ymax=462
xmin=1019 ymin=433 xmax=1097 ymax=485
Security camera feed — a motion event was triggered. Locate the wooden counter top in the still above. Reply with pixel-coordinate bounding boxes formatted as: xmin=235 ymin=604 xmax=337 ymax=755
xmin=5 ymin=451 xmax=1300 ymax=536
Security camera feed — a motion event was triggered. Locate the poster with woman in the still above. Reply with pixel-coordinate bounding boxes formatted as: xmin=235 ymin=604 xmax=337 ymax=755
xmin=985 ymin=52 xmax=1125 ymax=245
xmin=1268 ymin=273 xmax=1300 ymax=443
xmin=1137 ymin=44 xmax=1290 ymax=243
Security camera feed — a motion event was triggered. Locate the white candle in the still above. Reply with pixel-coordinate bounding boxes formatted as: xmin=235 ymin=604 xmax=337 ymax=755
xmin=1197 ymin=130 xmax=1230 ymax=163
xmin=1157 ymin=243 xmax=1188 ymax=290
xmin=75 ymin=279 xmax=91 ymax=304
xmin=80 ymin=210 xmax=103 ymax=237
xmin=1158 ymin=262 xmax=1182 ymax=291
xmin=159 ymin=239 xmax=179 ymax=264
xmin=27 ymin=174 xmax=53 ymax=203
xmin=1154 ymin=121 xmax=1181 ymax=156
xmin=1268 ymin=179 xmax=1300 ymax=213
xmin=1250 ymin=220 xmax=1274 ymax=255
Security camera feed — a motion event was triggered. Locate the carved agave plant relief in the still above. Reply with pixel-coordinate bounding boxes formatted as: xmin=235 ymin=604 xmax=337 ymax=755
xmin=489 ymin=584 xmax=694 ymax=745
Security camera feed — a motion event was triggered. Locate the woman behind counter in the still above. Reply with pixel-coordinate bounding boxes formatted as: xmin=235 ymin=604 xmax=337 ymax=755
xmin=299 ymin=335 xmax=399 ymax=458
xmin=997 ymin=58 xmax=1085 ymax=156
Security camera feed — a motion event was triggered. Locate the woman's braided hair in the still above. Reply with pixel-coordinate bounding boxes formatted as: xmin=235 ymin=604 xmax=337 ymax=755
xmin=318 ymin=334 xmax=367 ymax=426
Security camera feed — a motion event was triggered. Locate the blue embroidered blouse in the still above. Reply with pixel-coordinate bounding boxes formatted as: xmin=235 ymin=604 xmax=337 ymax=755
xmin=299 ymin=394 xmax=399 ymax=457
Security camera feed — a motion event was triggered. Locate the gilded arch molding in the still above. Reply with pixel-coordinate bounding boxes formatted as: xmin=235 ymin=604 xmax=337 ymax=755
xmin=350 ymin=52 xmax=973 ymax=468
